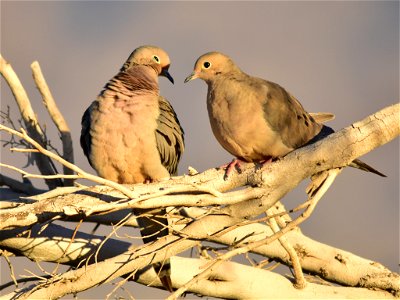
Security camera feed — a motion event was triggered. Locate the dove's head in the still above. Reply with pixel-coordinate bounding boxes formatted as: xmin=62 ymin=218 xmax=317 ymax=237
xmin=184 ymin=52 xmax=240 ymax=84
xmin=122 ymin=45 xmax=174 ymax=83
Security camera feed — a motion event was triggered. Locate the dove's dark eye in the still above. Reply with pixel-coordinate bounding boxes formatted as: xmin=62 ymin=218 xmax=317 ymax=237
xmin=203 ymin=61 xmax=211 ymax=69
xmin=153 ymin=55 xmax=160 ymax=63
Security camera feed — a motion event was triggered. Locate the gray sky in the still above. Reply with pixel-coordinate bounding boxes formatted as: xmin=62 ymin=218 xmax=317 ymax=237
xmin=1 ymin=1 xmax=399 ymax=299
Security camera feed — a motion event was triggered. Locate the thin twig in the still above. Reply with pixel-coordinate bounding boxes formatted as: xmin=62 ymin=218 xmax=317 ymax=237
xmin=10 ymin=147 xmax=40 ymax=153
xmin=0 ymin=275 xmax=52 ymax=291
xmin=94 ymin=212 xmax=134 ymax=264
xmin=0 ymin=250 xmax=18 ymax=287
xmin=106 ymin=271 xmax=137 ymax=300
xmin=268 ymin=214 xmax=306 ymax=289
xmin=0 ymin=163 xmax=29 ymax=175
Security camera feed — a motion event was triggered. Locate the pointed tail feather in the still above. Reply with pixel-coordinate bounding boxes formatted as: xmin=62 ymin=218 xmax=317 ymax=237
xmin=135 ymin=208 xmax=173 ymax=292
xmin=155 ymin=260 xmax=173 ymax=292
xmin=350 ymin=159 xmax=386 ymax=177
xmin=304 ymin=125 xmax=385 ymax=177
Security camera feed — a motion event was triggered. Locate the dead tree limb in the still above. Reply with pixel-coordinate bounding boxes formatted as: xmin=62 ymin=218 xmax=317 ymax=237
xmin=1 ymin=103 xmax=398 ymax=229
xmin=0 ymin=54 xmax=62 ymax=188
xmin=30 ymin=61 xmax=75 ymax=186
xmin=0 ymin=103 xmax=398 ymax=299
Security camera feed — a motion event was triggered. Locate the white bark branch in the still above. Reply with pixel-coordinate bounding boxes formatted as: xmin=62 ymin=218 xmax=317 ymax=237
xmin=1 ymin=253 xmax=395 ymax=300
xmin=1 ymin=202 xmax=398 ymax=297
xmin=1 ymin=100 xmax=398 ymax=298
xmin=0 ymin=54 xmax=61 ymax=188
xmin=3 ymin=104 xmax=397 ymax=227
xmin=30 ymin=61 xmax=75 ymax=186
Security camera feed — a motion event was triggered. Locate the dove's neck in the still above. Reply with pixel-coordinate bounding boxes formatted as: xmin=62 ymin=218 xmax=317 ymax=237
xmin=102 ymin=65 xmax=159 ymax=98
xmin=205 ymin=68 xmax=245 ymax=89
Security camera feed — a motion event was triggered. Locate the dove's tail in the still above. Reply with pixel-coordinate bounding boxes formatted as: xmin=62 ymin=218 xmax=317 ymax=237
xmin=135 ymin=208 xmax=174 ymax=292
xmin=308 ymin=126 xmax=386 ymax=177
xmin=350 ymin=159 xmax=386 ymax=177
xmin=157 ymin=261 xmax=173 ymax=292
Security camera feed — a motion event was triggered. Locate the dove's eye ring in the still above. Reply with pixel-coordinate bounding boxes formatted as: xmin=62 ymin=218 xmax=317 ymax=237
xmin=203 ymin=61 xmax=211 ymax=69
xmin=153 ymin=55 xmax=160 ymax=64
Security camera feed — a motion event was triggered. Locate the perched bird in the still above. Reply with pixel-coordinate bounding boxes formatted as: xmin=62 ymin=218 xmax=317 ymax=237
xmin=184 ymin=51 xmax=385 ymax=178
xmin=81 ymin=45 xmax=184 ymax=291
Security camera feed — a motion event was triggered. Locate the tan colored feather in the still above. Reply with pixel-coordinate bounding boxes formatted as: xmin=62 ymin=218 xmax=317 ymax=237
xmin=185 ymin=51 xmax=384 ymax=177
xmin=81 ymin=46 xmax=184 ymax=291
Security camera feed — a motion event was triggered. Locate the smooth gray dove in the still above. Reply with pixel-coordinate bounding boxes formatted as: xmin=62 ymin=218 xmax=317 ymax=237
xmin=184 ymin=51 xmax=385 ymax=178
xmin=81 ymin=45 xmax=184 ymax=291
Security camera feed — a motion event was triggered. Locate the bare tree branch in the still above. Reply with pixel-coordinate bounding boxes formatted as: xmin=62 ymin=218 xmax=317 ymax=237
xmin=1 ymin=103 xmax=398 ymax=230
xmin=31 ymin=61 xmax=75 ymax=186
xmin=1 ymin=244 xmax=396 ymax=300
xmin=0 ymin=54 xmax=62 ymax=188
xmin=2 ymin=207 xmax=397 ymax=296
xmin=0 ymin=173 xmax=45 ymax=196
xmin=268 ymin=211 xmax=306 ymax=289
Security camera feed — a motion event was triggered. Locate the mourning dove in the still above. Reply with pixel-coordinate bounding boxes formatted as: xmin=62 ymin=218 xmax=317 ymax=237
xmin=185 ymin=51 xmax=385 ymax=178
xmin=81 ymin=45 xmax=184 ymax=291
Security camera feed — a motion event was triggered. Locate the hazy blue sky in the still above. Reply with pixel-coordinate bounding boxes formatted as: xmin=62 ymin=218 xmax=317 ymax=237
xmin=1 ymin=1 xmax=398 ymax=298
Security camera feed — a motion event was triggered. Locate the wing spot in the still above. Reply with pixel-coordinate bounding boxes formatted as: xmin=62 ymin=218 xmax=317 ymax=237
xmin=302 ymin=113 xmax=310 ymax=127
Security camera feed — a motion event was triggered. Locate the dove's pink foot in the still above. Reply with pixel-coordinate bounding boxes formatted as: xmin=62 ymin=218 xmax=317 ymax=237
xmin=255 ymin=157 xmax=274 ymax=170
xmin=221 ymin=158 xmax=246 ymax=180
xmin=221 ymin=157 xmax=275 ymax=180
xmin=260 ymin=157 xmax=273 ymax=165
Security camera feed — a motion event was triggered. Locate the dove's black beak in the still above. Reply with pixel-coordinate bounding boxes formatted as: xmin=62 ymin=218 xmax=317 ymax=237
xmin=184 ymin=71 xmax=198 ymax=83
xmin=161 ymin=67 xmax=174 ymax=84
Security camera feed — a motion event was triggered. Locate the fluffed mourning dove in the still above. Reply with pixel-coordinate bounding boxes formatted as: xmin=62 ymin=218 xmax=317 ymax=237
xmin=81 ymin=45 xmax=184 ymax=291
xmin=185 ymin=51 xmax=385 ymax=178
